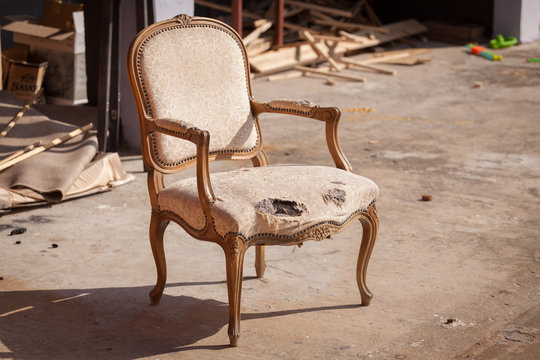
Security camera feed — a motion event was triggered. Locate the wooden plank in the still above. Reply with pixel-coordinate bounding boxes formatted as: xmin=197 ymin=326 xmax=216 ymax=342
xmin=284 ymin=6 xmax=305 ymax=18
xmin=313 ymin=18 xmax=389 ymax=34
xmin=338 ymin=30 xmax=370 ymax=43
xmin=250 ymin=44 xmax=315 ymax=74
xmin=294 ymin=65 xmax=366 ymax=82
xmin=0 ymin=141 xmax=41 ymax=165
xmin=246 ymin=38 xmax=272 ymax=57
xmin=360 ymin=52 xmax=411 ymax=64
xmin=283 ymin=21 xmax=321 ymax=34
xmin=359 ymin=49 xmax=431 ymax=64
xmin=0 ymin=89 xmax=43 ymax=138
xmin=337 ymin=57 xmax=396 ymax=75
xmin=286 ymin=0 xmax=353 ymax=18
xmin=371 ymin=48 xmax=431 ymax=57
xmin=250 ymin=19 xmax=427 ymax=73
xmin=338 ymin=19 xmax=428 ymax=53
xmin=311 ymin=34 xmax=362 ymax=43
xmin=0 ymin=123 xmax=94 ymax=172
xmin=243 ymin=20 xmax=272 ymax=46
xmin=302 ymin=31 xmax=341 ymax=71
xmin=267 ymin=70 xmax=302 ymax=81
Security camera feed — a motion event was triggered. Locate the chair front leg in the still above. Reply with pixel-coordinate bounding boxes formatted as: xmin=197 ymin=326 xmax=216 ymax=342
xmin=223 ymin=235 xmax=248 ymax=346
xmin=356 ymin=205 xmax=379 ymax=306
xmin=149 ymin=212 xmax=170 ymax=305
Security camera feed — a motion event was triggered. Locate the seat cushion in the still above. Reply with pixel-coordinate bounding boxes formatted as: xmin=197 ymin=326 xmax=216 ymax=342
xmin=158 ymin=165 xmax=378 ymax=240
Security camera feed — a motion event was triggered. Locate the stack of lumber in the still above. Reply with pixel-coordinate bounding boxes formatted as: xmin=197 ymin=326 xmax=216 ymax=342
xmin=195 ymin=0 xmax=430 ymax=81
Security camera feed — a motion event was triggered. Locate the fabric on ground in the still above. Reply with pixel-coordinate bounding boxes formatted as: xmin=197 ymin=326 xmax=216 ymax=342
xmin=0 ymin=91 xmax=131 ymax=211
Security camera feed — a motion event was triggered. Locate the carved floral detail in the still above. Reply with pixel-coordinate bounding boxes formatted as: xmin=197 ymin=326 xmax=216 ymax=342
xmin=174 ymin=14 xmax=193 ymax=26
xmin=299 ymin=225 xmax=336 ymax=242
xmin=228 ymin=236 xmax=245 ymax=256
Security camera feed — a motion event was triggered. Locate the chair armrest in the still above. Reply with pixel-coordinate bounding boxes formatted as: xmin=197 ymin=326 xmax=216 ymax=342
xmin=152 ymin=118 xmax=216 ymax=211
xmin=250 ymin=99 xmax=352 ymax=171
xmin=251 ymin=99 xmax=331 ymax=121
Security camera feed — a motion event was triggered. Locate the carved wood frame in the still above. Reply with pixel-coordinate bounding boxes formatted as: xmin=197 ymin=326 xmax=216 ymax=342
xmin=127 ymin=15 xmax=379 ymax=347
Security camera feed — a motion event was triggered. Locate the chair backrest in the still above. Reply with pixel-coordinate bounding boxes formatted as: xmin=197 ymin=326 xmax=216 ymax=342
xmin=127 ymin=15 xmax=261 ymax=173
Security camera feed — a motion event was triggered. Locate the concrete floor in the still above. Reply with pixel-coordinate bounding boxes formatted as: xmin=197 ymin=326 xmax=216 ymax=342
xmin=1 ymin=40 xmax=540 ymax=359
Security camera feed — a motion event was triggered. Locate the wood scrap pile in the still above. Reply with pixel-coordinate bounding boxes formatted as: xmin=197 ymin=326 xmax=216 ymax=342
xmin=195 ymin=0 xmax=432 ymax=82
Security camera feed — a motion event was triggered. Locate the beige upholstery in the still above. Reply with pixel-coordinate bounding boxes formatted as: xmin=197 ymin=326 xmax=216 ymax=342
xmin=159 ymin=165 xmax=378 ymax=239
xmin=139 ymin=25 xmax=259 ymax=166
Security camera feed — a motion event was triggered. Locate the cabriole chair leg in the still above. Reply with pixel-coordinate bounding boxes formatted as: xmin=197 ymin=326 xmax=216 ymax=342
xmin=224 ymin=236 xmax=247 ymax=346
xmin=356 ymin=205 xmax=379 ymax=306
xmin=149 ymin=213 xmax=170 ymax=305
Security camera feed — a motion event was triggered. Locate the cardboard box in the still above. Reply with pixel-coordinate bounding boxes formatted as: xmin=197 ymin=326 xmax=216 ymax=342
xmin=3 ymin=2 xmax=87 ymax=105
xmin=2 ymin=46 xmax=47 ymax=103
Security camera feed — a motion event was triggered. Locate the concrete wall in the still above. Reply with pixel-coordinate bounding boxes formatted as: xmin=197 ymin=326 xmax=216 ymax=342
xmin=493 ymin=0 xmax=540 ymax=42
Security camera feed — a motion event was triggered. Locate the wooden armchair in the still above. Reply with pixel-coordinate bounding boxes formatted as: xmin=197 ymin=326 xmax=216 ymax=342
xmin=127 ymin=15 xmax=379 ymax=347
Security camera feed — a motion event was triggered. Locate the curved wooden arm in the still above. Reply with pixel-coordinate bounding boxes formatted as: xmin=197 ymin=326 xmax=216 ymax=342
xmin=152 ymin=118 xmax=216 ymax=212
xmin=250 ymin=99 xmax=352 ymax=171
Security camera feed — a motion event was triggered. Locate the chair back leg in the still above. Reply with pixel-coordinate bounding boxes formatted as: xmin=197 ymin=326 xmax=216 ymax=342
xmin=255 ymin=245 xmax=266 ymax=278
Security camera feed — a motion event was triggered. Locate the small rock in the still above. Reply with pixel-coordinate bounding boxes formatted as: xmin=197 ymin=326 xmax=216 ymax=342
xmin=325 ymin=77 xmax=336 ymax=86
xmin=9 ymin=227 xmax=26 ymax=236
xmin=0 ymin=276 xmax=4 ymax=280
xmin=14 ymin=240 xmax=21 ymax=245
xmin=473 ymin=82 xmax=483 ymax=88
xmin=51 ymin=243 xmax=59 ymax=248
xmin=441 ymin=317 xmax=465 ymax=328
xmin=421 ymin=194 xmax=433 ymax=201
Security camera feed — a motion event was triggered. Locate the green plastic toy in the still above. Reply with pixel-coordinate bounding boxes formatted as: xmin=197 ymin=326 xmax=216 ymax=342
xmin=490 ymin=34 xmax=517 ymax=49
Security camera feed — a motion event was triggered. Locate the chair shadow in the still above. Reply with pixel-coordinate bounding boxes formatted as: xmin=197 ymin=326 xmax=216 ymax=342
xmin=0 ymin=279 xmax=362 ymax=359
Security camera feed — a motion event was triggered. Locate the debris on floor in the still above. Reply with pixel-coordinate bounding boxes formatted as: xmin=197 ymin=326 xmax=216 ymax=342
xmin=421 ymin=194 xmax=433 ymax=201
xmin=466 ymin=44 xmax=503 ymax=61
xmin=9 ymin=227 xmax=26 ymax=236
xmin=0 ymin=91 xmax=133 ymax=212
xmin=195 ymin=0 xmax=431 ymax=82
xmin=440 ymin=317 xmax=465 ymax=328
